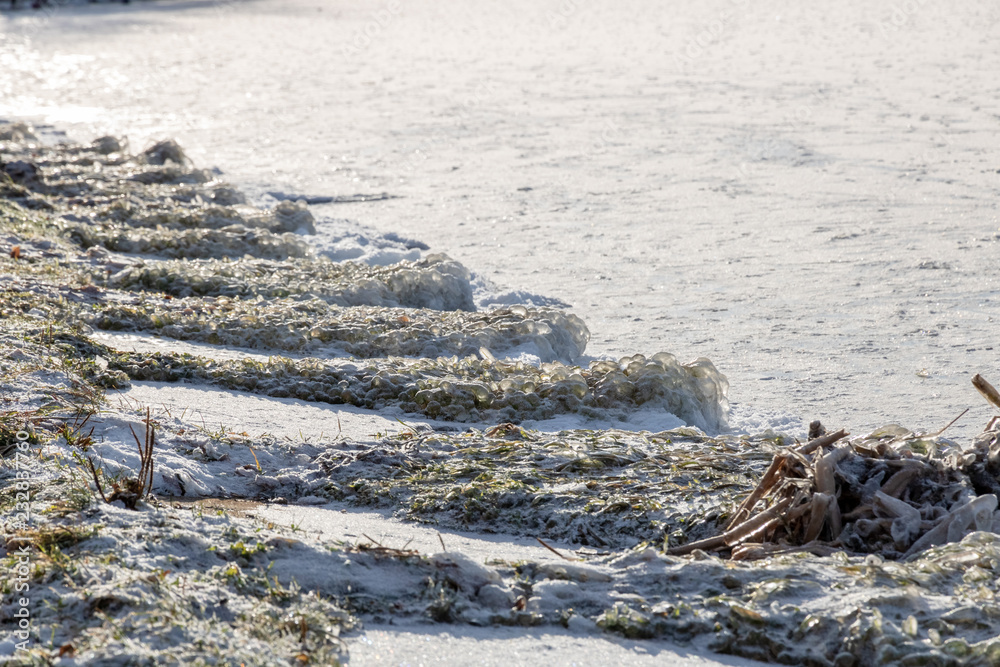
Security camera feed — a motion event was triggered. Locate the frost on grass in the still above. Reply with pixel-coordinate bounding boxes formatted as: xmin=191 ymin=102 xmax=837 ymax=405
xmin=4 ymin=362 xmax=1000 ymax=667
xmin=312 ymin=425 xmax=764 ymax=549
xmin=60 ymin=292 xmax=588 ymax=364
xmin=3 ymin=502 xmax=356 ymax=665
xmin=109 ymin=254 xmax=474 ymax=311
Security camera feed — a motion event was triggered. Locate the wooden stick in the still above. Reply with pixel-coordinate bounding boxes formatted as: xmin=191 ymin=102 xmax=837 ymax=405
xmin=973 ymin=374 xmax=1000 ymax=410
xmin=666 ymin=533 xmax=727 ymax=556
xmin=726 ymin=516 xmax=783 ymax=547
xmin=724 ymin=428 xmax=847 ymax=532
xmin=535 ymin=537 xmax=577 ymax=561
xmin=814 ymin=444 xmax=852 ymax=496
xmin=671 ymin=495 xmax=796 ymax=556
xmin=802 ymin=493 xmax=832 ymax=543
xmin=796 ymin=428 xmax=849 ymax=456
xmin=732 ymin=540 xmax=844 ymax=561
xmin=929 ymin=407 xmax=969 ymax=437
xmin=880 ymin=465 xmax=921 ymax=498
xmin=724 ymin=495 xmax=796 ymax=546
xmin=147 ymin=410 xmax=156 ymax=496
xmin=725 ymin=455 xmax=786 ymax=530
xmin=85 ymin=457 xmax=109 ymax=503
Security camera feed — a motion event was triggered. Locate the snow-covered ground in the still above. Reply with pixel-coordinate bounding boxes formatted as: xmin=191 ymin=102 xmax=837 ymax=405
xmin=346 ymin=623 xmax=766 ymax=667
xmin=3 ymin=0 xmax=1000 ymax=441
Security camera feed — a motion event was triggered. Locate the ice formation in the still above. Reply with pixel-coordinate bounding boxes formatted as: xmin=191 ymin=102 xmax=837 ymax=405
xmin=0 ymin=128 xmax=730 ymax=431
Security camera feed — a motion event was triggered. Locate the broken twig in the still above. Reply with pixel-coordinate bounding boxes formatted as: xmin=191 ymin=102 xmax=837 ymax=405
xmin=929 ymin=407 xmax=969 ymax=437
xmin=535 ymin=537 xmax=578 ymax=561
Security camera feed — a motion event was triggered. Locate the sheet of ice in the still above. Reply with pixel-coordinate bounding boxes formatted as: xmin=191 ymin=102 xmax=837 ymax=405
xmin=256 ymin=502 xmax=588 ymax=565
xmin=347 ymin=623 xmax=768 ymax=667
xmin=521 ymin=405 xmax=687 ymax=434
xmin=94 ymin=330 xmax=298 ymax=363
xmin=122 ymin=381 xmax=441 ymax=445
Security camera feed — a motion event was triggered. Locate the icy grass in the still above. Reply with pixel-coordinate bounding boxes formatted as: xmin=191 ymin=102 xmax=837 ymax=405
xmin=6 ymin=386 xmax=1000 ymax=666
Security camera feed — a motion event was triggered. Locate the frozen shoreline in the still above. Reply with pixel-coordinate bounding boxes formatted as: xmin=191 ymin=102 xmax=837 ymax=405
xmin=0 ymin=125 xmax=756 ymax=665
xmin=4 ymin=123 xmax=1000 ymax=667
xmin=4 ymin=0 xmax=1000 ymax=660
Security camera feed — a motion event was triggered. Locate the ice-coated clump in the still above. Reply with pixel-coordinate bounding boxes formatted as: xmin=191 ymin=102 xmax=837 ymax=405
xmin=92 ymin=135 xmax=123 ymax=155
xmin=594 ymin=353 xmax=729 ymax=433
xmin=271 ymin=200 xmax=317 ymax=234
xmin=78 ymin=298 xmax=588 ymax=364
xmin=497 ymin=304 xmax=589 ymax=363
xmin=108 ymin=253 xmax=475 ymax=311
xmin=97 ymin=343 xmax=727 ymax=432
xmin=128 ymin=166 xmax=215 ymax=185
xmin=382 ymin=253 xmax=474 ymax=311
xmin=68 ymin=223 xmax=311 ymax=260
xmin=141 ymin=139 xmax=188 ymax=166
xmin=94 ymin=200 xmax=316 ymax=236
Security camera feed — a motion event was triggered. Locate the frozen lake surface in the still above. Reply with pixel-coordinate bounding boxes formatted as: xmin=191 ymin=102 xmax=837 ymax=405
xmin=2 ymin=0 xmax=1000 ymax=439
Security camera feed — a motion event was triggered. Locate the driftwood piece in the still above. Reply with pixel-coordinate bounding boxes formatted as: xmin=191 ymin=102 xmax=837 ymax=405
xmin=724 ymin=495 xmax=796 ymax=546
xmin=796 ymin=428 xmax=849 ymax=457
xmin=803 ymin=493 xmax=834 ymax=543
xmin=731 ymin=540 xmax=841 ymax=561
xmin=725 ymin=456 xmax=785 ymax=531
xmin=880 ymin=463 xmax=923 ymax=498
xmin=814 ymin=444 xmax=852 ymax=496
xmin=873 ymin=491 xmax=922 ymax=550
xmin=670 ymin=495 xmax=796 ymax=556
xmin=972 ymin=374 xmax=1000 ymax=411
xmin=902 ymin=494 xmax=998 ymax=559
xmin=724 ymin=429 xmax=848 ymax=532
xmin=670 ymin=415 xmax=1000 ymax=561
